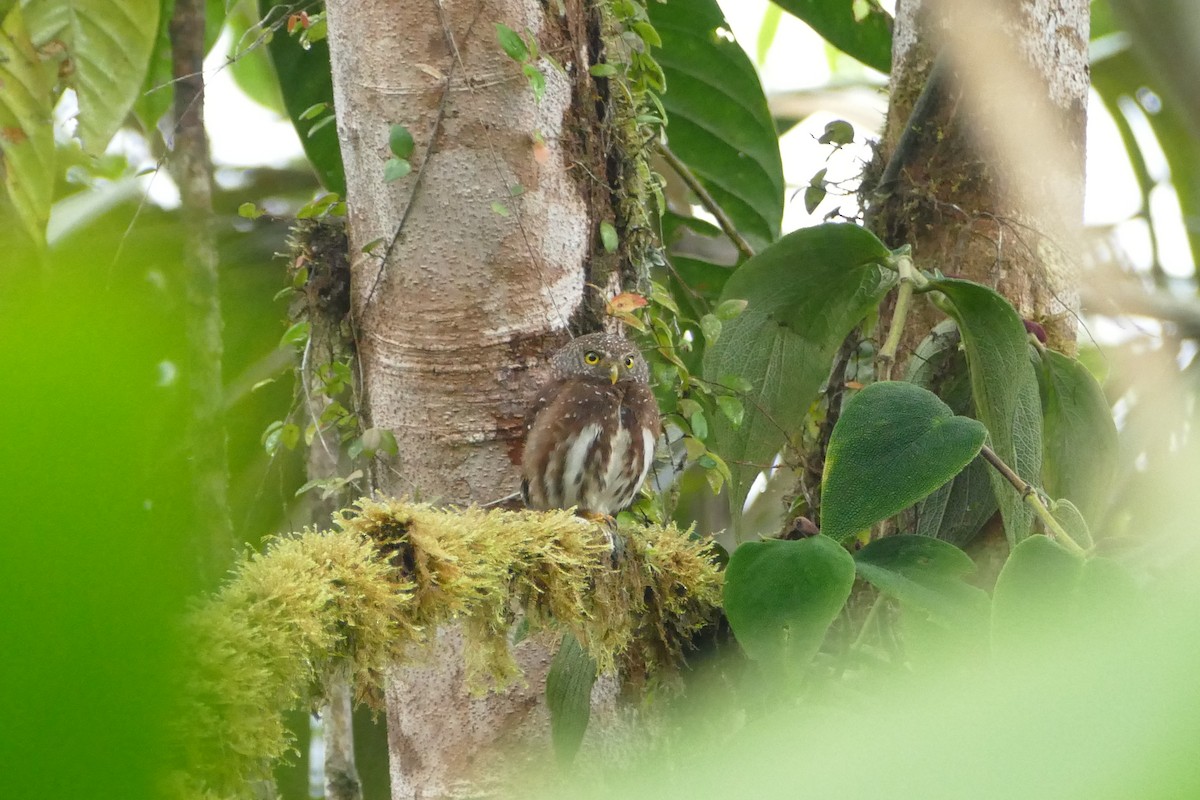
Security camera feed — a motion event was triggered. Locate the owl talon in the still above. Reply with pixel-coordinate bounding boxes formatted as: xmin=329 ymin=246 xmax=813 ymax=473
xmin=579 ymin=510 xmax=623 ymax=567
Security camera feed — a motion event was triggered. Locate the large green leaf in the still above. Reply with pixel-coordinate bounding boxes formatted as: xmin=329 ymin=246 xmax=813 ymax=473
xmin=1035 ymin=348 xmax=1118 ymax=525
xmin=23 ymin=0 xmax=160 ymax=154
xmin=905 ymin=321 xmax=998 ymax=546
xmin=991 ymin=536 xmax=1138 ymax=652
xmin=854 ymin=535 xmax=989 ymax=629
xmin=0 ymin=7 xmax=54 ymax=243
xmin=723 ymin=536 xmax=855 ymax=669
xmin=821 ymin=381 xmax=987 ymax=543
xmin=546 ymin=633 xmax=597 ymax=765
xmin=649 ymin=0 xmax=784 ymax=251
xmin=770 ymin=0 xmax=893 ymax=74
xmin=260 ymin=0 xmax=344 ymax=194
xmin=991 ymin=536 xmax=1083 ymax=652
xmin=929 ymin=279 xmax=1043 ymax=545
xmin=702 ymin=224 xmax=894 ymax=523
xmin=1091 ymin=41 xmax=1200 ymax=289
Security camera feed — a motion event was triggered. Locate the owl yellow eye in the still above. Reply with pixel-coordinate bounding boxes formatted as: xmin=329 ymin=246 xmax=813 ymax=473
xmin=624 ymin=356 xmax=635 ymax=369
xmin=584 ymin=351 xmax=601 ymax=365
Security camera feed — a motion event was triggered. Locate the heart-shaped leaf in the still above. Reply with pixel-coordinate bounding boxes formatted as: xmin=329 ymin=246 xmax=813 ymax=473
xmin=991 ymin=536 xmax=1138 ymax=652
xmin=929 ymin=279 xmax=1043 ymax=545
xmin=821 ymin=381 xmax=987 ymax=544
xmin=723 ymin=536 xmax=855 ymax=669
xmin=703 ymin=224 xmax=895 ymax=526
xmin=904 ymin=322 xmax=999 ymax=547
xmin=854 ymin=535 xmax=989 ymax=628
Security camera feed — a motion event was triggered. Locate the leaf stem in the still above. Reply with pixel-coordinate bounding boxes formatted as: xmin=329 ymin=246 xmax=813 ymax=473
xmin=877 ymin=254 xmax=917 ymax=381
xmin=978 ymin=445 xmax=1087 ymax=556
xmin=656 ymin=141 xmax=756 ymax=262
xmin=851 ymin=592 xmax=885 ymax=651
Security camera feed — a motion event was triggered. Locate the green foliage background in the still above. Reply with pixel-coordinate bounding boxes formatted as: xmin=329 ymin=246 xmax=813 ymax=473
xmin=3 ymin=0 xmax=1200 ymax=797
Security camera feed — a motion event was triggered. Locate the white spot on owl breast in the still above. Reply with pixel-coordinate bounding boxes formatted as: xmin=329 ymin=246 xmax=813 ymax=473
xmin=640 ymin=428 xmax=655 ymax=485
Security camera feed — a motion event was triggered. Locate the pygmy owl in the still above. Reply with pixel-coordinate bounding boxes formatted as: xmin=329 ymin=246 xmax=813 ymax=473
xmin=522 ymin=332 xmax=661 ymax=517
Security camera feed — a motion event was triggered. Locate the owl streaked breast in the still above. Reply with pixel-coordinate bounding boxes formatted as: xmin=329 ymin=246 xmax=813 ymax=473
xmin=521 ymin=333 xmax=661 ymax=517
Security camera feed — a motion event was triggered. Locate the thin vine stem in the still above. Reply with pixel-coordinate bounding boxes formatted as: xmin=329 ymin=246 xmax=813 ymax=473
xmin=978 ymin=444 xmax=1087 ymax=556
xmin=656 ymin=141 xmax=756 ymax=262
xmin=877 ymin=254 xmax=918 ymax=381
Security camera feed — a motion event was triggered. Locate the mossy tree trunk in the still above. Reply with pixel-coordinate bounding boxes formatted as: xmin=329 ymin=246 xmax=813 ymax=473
xmin=867 ymin=0 xmax=1090 ymax=358
xmin=324 ymin=0 xmax=625 ymax=796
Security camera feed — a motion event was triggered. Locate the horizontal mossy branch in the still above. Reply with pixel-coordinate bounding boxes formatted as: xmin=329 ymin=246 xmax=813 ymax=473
xmin=175 ymin=498 xmax=722 ymax=798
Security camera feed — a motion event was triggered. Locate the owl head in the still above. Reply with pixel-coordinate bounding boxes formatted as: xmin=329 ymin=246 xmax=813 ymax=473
xmin=551 ymin=332 xmax=650 ymax=384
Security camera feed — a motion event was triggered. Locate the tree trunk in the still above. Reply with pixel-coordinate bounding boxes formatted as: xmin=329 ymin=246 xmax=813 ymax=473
xmin=169 ymin=0 xmax=234 ymax=585
xmin=867 ymin=0 xmax=1090 ymax=357
xmin=324 ymin=1 xmax=620 ymax=796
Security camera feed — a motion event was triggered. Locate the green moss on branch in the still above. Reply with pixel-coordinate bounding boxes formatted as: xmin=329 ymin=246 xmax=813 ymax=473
xmin=174 ymin=499 xmax=722 ymax=797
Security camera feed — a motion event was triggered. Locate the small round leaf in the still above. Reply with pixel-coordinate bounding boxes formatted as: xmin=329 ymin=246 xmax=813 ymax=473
xmin=388 ymin=124 xmax=414 ymax=159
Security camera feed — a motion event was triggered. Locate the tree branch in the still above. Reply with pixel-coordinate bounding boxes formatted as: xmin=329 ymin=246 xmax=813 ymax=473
xmin=176 ymin=499 xmax=722 ymax=796
xmin=870 ymin=49 xmax=953 ymax=200
xmin=169 ymin=0 xmax=234 ymax=584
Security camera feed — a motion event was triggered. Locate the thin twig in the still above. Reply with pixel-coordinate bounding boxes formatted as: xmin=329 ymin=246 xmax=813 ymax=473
xmin=363 ymin=75 xmax=455 ymax=312
xmin=978 ymin=444 xmax=1087 ymax=556
xmin=656 ymin=141 xmax=755 ymax=262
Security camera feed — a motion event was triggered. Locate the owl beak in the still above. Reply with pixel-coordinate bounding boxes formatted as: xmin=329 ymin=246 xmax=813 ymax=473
xmin=609 ymin=363 xmax=620 ymax=384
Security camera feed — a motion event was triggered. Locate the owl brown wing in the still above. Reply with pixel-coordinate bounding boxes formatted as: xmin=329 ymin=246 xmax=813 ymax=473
xmin=620 ymin=380 xmax=661 ymax=440
xmin=525 ymin=377 xmax=569 ymax=434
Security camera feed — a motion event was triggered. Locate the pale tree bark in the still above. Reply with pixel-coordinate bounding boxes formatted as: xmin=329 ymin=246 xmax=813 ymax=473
xmin=868 ymin=0 xmax=1090 ymax=356
xmin=324 ymin=1 xmax=620 ymax=797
